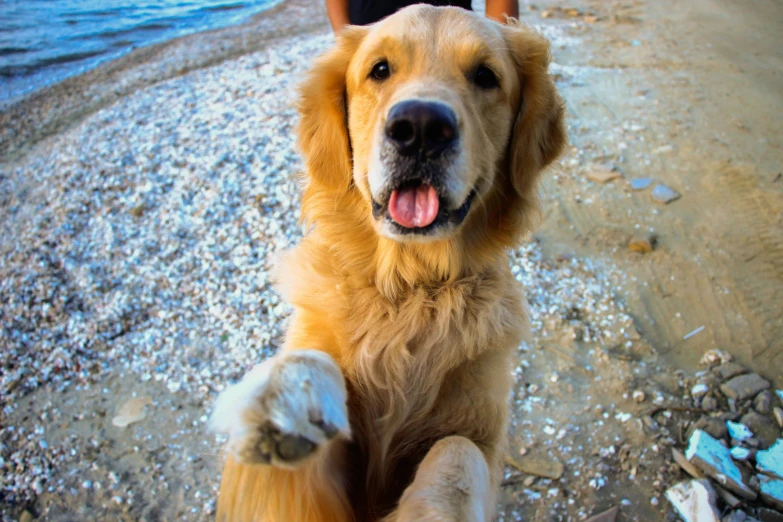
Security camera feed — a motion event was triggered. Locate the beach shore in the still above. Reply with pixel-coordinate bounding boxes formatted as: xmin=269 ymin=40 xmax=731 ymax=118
xmin=2 ymin=0 xmax=782 ymax=519
xmin=0 ymin=0 xmax=328 ymax=161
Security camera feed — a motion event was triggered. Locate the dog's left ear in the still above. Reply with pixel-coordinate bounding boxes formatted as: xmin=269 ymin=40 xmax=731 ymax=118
xmin=502 ymin=21 xmax=567 ymax=198
xmin=297 ymin=27 xmax=367 ymax=191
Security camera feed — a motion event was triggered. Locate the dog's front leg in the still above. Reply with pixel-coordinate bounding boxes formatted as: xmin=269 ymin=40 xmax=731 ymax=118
xmin=389 ymin=436 xmax=496 ymax=522
xmin=210 ymin=349 xmax=351 ymax=467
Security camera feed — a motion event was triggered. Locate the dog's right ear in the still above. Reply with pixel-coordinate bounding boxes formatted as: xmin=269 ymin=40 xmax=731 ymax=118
xmin=297 ymin=27 xmax=367 ymax=191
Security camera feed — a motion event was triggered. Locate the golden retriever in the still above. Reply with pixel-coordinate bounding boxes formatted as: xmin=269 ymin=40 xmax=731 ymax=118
xmin=210 ymin=5 xmax=565 ymax=521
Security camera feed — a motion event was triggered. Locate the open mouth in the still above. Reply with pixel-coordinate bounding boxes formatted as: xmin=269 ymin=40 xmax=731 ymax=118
xmin=372 ymin=180 xmax=477 ymax=235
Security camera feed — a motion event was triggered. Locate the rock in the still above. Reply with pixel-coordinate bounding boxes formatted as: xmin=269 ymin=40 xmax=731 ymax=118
xmin=666 ymin=479 xmax=721 ymax=522
xmin=755 ymin=391 xmax=774 ymax=415
xmin=674 ymin=447 xmax=705 ymax=479
xmin=774 ymin=407 xmax=783 ymax=429
xmin=715 ymin=485 xmax=743 ymax=508
xmin=728 ymin=421 xmax=754 ymax=441
xmin=652 ymin=184 xmax=682 ymax=204
xmin=693 ymin=384 xmax=711 ymax=399
xmin=628 ymin=235 xmax=656 ymax=254
xmin=587 ymin=164 xmax=622 ymax=183
xmin=632 ymin=390 xmax=646 ymax=403
xmin=722 ymin=511 xmax=748 ymax=522
xmin=584 ymin=506 xmax=619 ymax=522
xmin=583 ymin=15 xmax=599 ymax=24
xmin=758 ymin=475 xmax=783 ymax=511
xmin=18 ymin=511 xmax=34 ymax=522
xmin=703 ymin=396 xmax=719 ymax=412
xmin=505 ymin=454 xmax=564 ymax=480
xmin=686 ymin=429 xmax=757 ymax=500
xmin=714 ymin=363 xmax=749 ymax=381
xmin=757 ymin=507 xmax=783 ymax=522
xmin=701 ymin=350 xmax=734 ymax=366
xmin=741 ymin=412 xmax=780 ymax=448
xmin=756 ymin=440 xmax=783 ymax=480
xmin=721 ymin=374 xmax=771 ymax=401
xmin=630 ymin=177 xmax=653 ymax=190
xmin=112 ymin=396 xmax=153 ymax=428
xmin=731 ymin=447 xmax=752 ymax=461
xmin=689 ymin=416 xmax=729 ymax=442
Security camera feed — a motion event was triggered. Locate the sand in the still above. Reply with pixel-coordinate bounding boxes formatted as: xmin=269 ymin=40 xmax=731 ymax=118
xmin=1 ymin=0 xmax=782 ymax=520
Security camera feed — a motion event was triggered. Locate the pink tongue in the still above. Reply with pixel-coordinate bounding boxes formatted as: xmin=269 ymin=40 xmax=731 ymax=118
xmin=388 ymin=184 xmax=440 ymax=228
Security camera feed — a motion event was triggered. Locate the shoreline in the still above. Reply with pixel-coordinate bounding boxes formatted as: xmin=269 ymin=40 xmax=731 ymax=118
xmin=0 ymin=0 xmax=329 ymax=163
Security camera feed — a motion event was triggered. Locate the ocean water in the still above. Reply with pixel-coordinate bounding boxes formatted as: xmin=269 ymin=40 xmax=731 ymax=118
xmin=0 ymin=0 xmax=280 ymax=103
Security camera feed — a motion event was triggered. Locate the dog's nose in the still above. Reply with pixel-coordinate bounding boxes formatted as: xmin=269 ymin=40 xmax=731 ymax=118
xmin=384 ymin=100 xmax=458 ymax=158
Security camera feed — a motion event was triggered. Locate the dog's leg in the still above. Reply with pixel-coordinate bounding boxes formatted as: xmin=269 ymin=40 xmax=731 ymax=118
xmin=211 ymin=349 xmax=353 ymax=522
xmin=211 ymin=349 xmax=350 ymax=466
xmin=388 ymin=436 xmax=496 ymax=522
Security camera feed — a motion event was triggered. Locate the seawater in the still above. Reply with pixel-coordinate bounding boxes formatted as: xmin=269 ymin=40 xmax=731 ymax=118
xmin=0 ymin=0 xmax=280 ymax=103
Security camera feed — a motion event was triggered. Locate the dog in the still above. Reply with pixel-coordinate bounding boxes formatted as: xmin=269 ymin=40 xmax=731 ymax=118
xmin=210 ymin=5 xmax=565 ymax=521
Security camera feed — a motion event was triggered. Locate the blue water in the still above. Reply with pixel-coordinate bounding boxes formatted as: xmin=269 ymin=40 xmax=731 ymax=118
xmin=0 ymin=0 xmax=280 ymax=103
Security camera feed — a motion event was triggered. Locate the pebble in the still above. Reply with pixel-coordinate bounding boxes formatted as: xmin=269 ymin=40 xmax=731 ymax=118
xmin=755 ymin=391 xmax=775 ymax=415
xmin=774 ymin=407 xmax=783 ymax=429
xmin=111 ymin=396 xmax=153 ymax=428
xmin=673 ymin=448 xmax=705 ymax=479
xmin=584 ymin=506 xmax=619 ymax=522
xmin=758 ymin=475 xmax=783 ymax=511
xmin=692 ymin=384 xmax=710 ymax=399
xmin=713 ymin=362 xmax=749 ymax=381
xmin=652 ymin=184 xmax=681 ymax=204
xmin=701 ymin=350 xmax=734 ymax=367
xmin=629 ymin=177 xmax=653 ymax=190
xmin=740 ymin=412 xmax=780 ymax=448
xmin=756 ymin=440 xmax=783 ymax=480
xmin=757 ymin=507 xmax=783 ymax=522
xmin=586 ymin=163 xmax=622 ymax=183
xmin=632 ymin=390 xmax=646 ymax=403
xmin=505 ymin=454 xmax=564 ymax=480
xmin=730 ymin=447 xmax=751 ymax=461
xmin=702 ymin=396 xmax=719 ymax=412
xmin=628 ymin=235 xmax=655 ymax=254
xmin=685 ymin=429 xmax=756 ymax=500
xmin=727 ymin=421 xmax=754 ymax=441
xmin=721 ymin=374 xmax=771 ymax=401
xmin=722 ymin=511 xmax=748 ymax=522
xmin=665 ymin=479 xmax=721 ymax=522
xmin=690 ymin=415 xmax=729 ymax=442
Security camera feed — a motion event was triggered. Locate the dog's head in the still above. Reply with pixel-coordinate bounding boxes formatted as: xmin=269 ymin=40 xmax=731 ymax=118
xmin=298 ymin=5 xmax=564 ymax=245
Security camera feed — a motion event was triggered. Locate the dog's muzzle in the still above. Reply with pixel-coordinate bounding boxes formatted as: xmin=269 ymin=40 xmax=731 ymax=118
xmin=372 ymin=100 xmax=475 ymax=235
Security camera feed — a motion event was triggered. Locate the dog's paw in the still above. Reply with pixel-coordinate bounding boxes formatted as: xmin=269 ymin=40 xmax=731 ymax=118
xmin=210 ymin=350 xmax=350 ymax=467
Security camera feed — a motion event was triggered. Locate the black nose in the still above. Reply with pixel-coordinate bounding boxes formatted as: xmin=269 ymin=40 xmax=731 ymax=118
xmin=384 ymin=100 xmax=458 ymax=158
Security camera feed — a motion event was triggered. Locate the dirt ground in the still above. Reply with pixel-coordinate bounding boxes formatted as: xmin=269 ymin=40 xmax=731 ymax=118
xmin=2 ymin=0 xmax=782 ymax=520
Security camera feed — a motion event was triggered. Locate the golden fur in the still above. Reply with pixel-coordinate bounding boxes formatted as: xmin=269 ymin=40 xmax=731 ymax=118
xmin=214 ymin=5 xmax=565 ymax=521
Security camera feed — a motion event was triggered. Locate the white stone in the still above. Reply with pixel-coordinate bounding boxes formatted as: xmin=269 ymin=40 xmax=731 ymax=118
xmin=730 ymin=447 xmax=751 ymax=461
xmin=665 ymin=479 xmax=721 ymax=522
xmin=758 ymin=475 xmax=783 ymax=511
xmin=692 ymin=384 xmax=710 ymax=398
xmin=756 ymin=439 xmax=783 ymax=480
xmin=686 ymin=429 xmax=756 ymax=500
xmin=726 ymin=421 xmax=753 ymax=441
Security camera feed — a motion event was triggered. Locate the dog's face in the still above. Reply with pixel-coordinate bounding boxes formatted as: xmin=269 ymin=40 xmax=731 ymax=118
xmin=345 ymin=7 xmax=518 ymax=240
xmin=298 ymin=5 xmax=565 ymax=244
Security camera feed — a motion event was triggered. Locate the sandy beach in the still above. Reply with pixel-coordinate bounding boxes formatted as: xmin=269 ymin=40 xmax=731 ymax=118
xmin=2 ymin=0 xmax=782 ymax=520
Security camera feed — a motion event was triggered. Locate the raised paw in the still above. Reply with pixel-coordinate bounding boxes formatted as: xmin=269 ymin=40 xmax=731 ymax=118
xmin=210 ymin=350 xmax=350 ymax=468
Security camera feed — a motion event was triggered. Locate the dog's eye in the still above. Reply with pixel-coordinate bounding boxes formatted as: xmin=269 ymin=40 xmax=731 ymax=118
xmin=473 ymin=65 xmax=499 ymax=89
xmin=369 ymin=61 xmax=391 ymax=81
